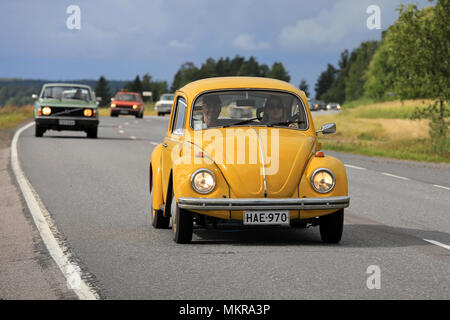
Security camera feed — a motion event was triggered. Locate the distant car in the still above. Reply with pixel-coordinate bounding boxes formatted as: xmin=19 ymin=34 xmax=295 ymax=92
xmin=326 ymin=102 xmax=341 ymax=110
xmin=110 ymin=91 xmax=144 ymax=118
xmin=308 ymin=99 xmax=327 ymax=111
xmin=32 ymin=83 xmax=99 ymax=138
xmin=156 ymin=93 xmax=175 ymax=116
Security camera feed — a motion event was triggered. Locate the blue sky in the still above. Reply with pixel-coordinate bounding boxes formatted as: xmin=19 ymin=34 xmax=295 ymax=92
xmin=0 ymin=0 xmax=431 ymax=94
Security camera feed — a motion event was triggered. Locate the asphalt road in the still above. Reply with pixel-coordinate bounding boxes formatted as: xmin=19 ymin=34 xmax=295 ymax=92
xmin=17 ymin=116 xmax=450 ymax=299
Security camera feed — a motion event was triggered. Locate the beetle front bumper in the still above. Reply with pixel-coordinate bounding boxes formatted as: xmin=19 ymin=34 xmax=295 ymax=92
xmin=178 ymin=196 xmax=350 ymax=211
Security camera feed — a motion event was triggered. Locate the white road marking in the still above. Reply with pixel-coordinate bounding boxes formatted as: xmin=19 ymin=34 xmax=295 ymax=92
xmin=11 ymin=122 xmax=98 ymax=300
xmin=344 ymin=164 xmax=366 ymax=170
xmin=150 ymin=141 xmax=159 ymax=146
xmin=423 ymin=239 xmax=450 ymax=251
xmin=381 ymin=172 xmax=410 ymax=181
xmin=130 ymin=136 xmax=136 ymax=140
xmin=433 ymin=184 xmax=450 ymax=191
xmin=119 ymin=130 xmax=124 ymax=134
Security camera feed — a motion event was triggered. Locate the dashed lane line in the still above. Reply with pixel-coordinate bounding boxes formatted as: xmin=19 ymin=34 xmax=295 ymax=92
xmin=381 ymin=172 xmax=411 ymax=181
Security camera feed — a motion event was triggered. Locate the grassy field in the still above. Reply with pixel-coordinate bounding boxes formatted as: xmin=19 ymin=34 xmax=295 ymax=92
xmin=0 ymin=105 xmax=34 ymax=130
xmin=313 ymin=100 xmax=450 ymax=162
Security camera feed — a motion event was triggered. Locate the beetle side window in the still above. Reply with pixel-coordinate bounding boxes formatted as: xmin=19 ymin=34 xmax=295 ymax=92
xmin=172 ymin=97 xmax=187 ymax=135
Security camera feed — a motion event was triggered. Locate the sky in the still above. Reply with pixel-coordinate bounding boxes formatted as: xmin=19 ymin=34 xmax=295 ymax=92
xmin=0 ymin=0 xmax=431 ymax=95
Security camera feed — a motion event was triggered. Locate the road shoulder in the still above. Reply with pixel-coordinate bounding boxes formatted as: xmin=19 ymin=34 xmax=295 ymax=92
xmin=0 ymin=128 xmax=77 ymax=299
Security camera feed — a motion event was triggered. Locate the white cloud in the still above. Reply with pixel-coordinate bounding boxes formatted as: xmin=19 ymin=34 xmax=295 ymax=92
xmin=232 ymin=34 xmax=270 ymax=50
xmin=168 ymin=40 xmax=191 ymax=49
xmin=279 ymin=0 xmax=373 ymax=49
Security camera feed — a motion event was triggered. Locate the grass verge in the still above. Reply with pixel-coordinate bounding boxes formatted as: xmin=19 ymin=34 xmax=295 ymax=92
xmin=0 ymin=105 xmax=34 ymax=130
xmin=313 ymin=100 xmax=450 ymax=163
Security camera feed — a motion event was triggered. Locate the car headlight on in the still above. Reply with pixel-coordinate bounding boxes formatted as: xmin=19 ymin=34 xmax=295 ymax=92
xmin=83 ymin=108 xmax=93 ymax=117
xmin=191 ymin=169 xmax=216 ymax=194
xmin=42 ymin=107 xmax=51 ymax=116
xmin=311 ymin=168 xmax=335 ymax=193
xmin=111 ymin=103 xmax=116 ymax=108
xmin=133 ymin=104 xmax=138 ymax=109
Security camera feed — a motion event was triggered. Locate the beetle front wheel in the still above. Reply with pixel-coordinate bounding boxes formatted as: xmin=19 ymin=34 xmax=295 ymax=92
xmin=150 ymin=189 xmax=169 ymax=229
xmin=319 ymin=209 xmax=344 ymax=244
xmin=171 ymin=196 xmax=193 ymax=244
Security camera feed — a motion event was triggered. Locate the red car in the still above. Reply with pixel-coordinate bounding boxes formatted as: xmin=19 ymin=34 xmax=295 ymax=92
xmin=110 ymin=91 xmax=144 ymax=118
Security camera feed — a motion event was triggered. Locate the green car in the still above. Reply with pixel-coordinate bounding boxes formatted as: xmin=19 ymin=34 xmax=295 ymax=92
xmin=32 ymin=83 xmax=99 ymax=138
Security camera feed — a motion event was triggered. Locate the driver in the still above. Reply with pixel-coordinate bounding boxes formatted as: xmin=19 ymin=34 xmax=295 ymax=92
xmin=201 ymin=95 xmax=222 ymax=128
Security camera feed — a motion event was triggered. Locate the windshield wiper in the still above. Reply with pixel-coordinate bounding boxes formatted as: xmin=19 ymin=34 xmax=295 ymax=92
xmin=222 ymin=117 xmax=262 ymax=128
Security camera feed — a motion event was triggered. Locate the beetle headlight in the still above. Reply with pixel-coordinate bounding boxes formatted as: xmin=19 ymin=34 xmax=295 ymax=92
xmin=42 ymin=107 xmax=51 ymax=116
xmin=191 ymin=169 xmax=216 ymax=194
xmin=311 ymin=168 xmax=335 ymax=193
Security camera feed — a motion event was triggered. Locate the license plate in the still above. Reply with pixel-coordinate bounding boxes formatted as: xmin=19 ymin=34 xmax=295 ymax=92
xmin=59 ymin=119 xmax=75 ymax=126
xmin=120 ymin=110 xmax=128 ymax=114
xmin=243 ymin=211 xmax=290 ymax=226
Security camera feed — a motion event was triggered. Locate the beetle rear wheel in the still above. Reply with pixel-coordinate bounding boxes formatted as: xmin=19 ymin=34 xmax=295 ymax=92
xmin=319 ymin=209 xmax=344 ymax=243
xmin=171 ymin=196 xmax=193 ymax=244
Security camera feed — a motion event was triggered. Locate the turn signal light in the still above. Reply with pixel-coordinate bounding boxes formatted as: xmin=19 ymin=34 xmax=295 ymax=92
xmin=315 ymin=151 xmax=325 ymax=157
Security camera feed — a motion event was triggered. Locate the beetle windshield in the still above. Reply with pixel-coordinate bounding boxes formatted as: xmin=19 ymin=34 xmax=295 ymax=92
xmin=191 ymin=90 xmax=308 ymax=130
xmin=41 ymin=86 xmax=92 ymax=101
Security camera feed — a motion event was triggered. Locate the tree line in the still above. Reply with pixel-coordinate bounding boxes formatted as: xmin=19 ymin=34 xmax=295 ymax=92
xmin=314 ymin=0 xmax=448 ymax=154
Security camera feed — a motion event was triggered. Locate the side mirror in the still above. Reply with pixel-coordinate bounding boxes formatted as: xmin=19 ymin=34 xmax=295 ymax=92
xmin=32 ymin=94 xmax=38 ymax=99
xmin=96 ymin=97 xmax=102 ymax=102
xmin=318 ymin=123 xmax=336 ymax=135
xmin=110 ymin=98 xmax=114 ymax=102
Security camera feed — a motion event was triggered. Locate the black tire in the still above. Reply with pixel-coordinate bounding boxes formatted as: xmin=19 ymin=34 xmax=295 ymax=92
xmin=111 ymin=113 xmax=118 ymax=117
xmin=87 ymin=127 xmax=98 ymax=139
xmin=150 ymin=187 xmax=170 ymax=229
xmin=172 ymin=196 xmax=193 ymax=244
xmin=319 ymin=209 xmax=344 ymax=243
xmin=35 ymin=125 xmax=45 ymax=137
xmin=157 ymin=112 xmax=161 ymax=116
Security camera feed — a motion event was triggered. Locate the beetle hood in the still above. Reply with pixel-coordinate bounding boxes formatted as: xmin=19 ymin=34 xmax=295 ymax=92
xmin=186 ymin=127 xmax=315 ymax=198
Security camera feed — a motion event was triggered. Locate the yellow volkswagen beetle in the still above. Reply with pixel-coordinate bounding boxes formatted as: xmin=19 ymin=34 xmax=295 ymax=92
xmin=149 ymin=77 xmax=349 ymax=244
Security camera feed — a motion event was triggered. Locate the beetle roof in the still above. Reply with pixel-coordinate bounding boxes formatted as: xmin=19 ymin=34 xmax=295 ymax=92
xmin=178 ymin=77 xmax=304 ymax=101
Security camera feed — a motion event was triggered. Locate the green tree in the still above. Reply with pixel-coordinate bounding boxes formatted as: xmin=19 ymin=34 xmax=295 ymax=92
xmin=171 ymin=62 xmax=201 ymax=91
xmin=315 ymin=64 xmax=338 ymax=100
xmin=345 ymin=41 xmax=379 ymax=101
xmin=298 ymin=79 xmax=310 ymax=97
xmin=388 ymin=1 xmax=449 ymax=154
xmin=94 ymin=76 xmax=110 ymax=107
xmin=126 ymin=75 xmax=143 ymax=95
xmin=267 ymin=62 xmax=290 ymax=82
